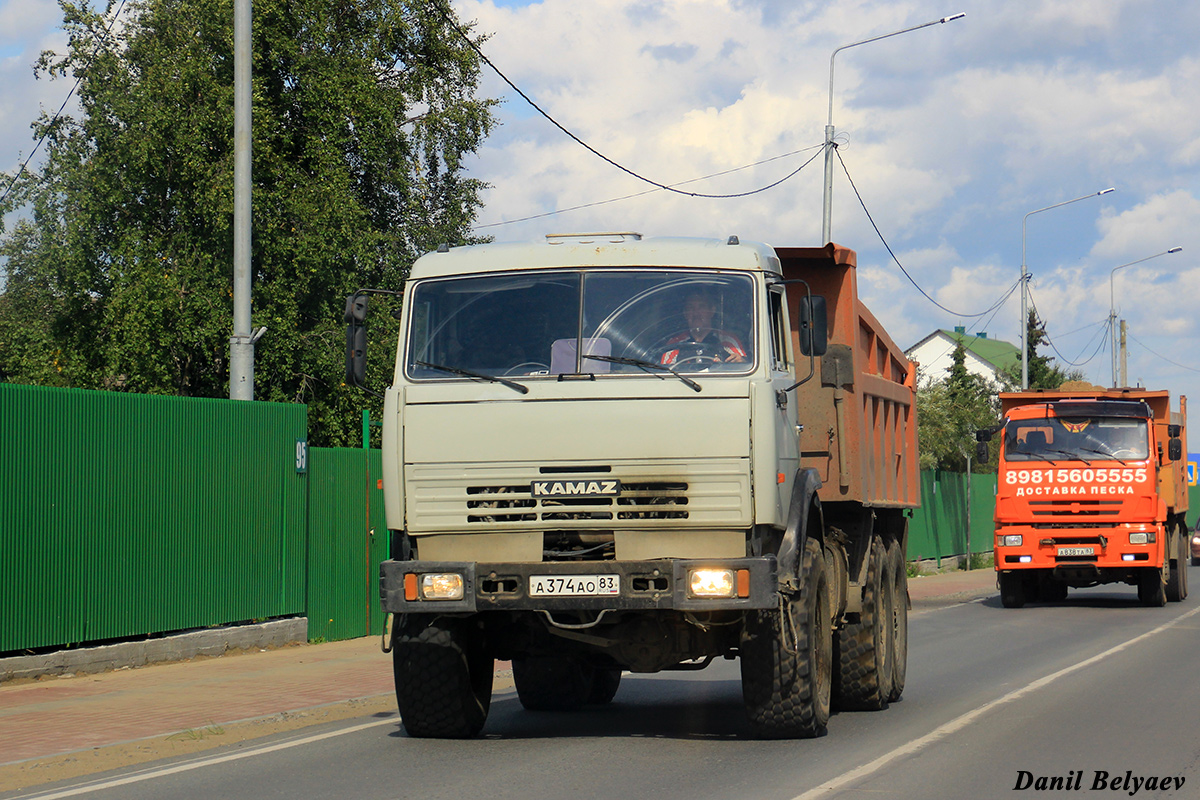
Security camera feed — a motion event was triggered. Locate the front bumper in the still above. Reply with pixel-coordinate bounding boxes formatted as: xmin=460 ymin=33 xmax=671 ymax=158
xmin=379 ymin=557 xmax=778 ymax=614
xmin=994 ymin=525 xmax=1164 ymax=574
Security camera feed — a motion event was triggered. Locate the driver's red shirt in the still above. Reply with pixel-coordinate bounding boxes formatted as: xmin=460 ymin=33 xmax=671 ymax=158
xmin=659 ymin=330 xmax=747 ymax=365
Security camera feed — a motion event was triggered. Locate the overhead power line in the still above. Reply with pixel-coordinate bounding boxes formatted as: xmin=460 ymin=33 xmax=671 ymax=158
xmin=0 ymin=0 xmax=131 ymax=210
xmin=474 ymin=144 xmax=825 ymax=230
xmin=1126 ymin=331 xmax=1200 ymax=374
xmin=834 ymin=147 xmax=1018 ymax=320
xmin=432 ymin=0 xmax=819 ymax=200
xmin=1025 ymin=288 xmax=1109 ymax=368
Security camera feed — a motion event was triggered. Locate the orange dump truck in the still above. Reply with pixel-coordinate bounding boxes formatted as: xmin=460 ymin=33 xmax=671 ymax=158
xmin=349 ymin=236 xmax=919 ymax=739
xmin=980 ymin=387 xmax=1188 ymax=607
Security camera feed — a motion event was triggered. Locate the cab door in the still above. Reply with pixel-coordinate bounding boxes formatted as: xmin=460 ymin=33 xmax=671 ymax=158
xmin=769 ymin=286 xmax=800 ymax=513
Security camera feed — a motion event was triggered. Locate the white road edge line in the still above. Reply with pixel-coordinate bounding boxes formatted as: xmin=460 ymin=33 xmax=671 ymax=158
xmin=791 ymin=602 xmax=1200 ymax=800
xmin=15 ymin=717 xmax=398 ymax=800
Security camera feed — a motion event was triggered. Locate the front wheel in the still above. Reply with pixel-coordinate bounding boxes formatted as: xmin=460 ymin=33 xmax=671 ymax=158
xmin=1139 ymin=567 xmax=1167 ymax=607
xmin=741 ymin=536 xmax=831 ymax=739
xmin=393 ymin=616 xmax=493 ymax=738
xmin=999 ymin=571 xmax=1027 ymax=608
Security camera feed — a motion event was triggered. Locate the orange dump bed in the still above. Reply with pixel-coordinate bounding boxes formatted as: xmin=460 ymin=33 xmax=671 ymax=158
xmin=778 ymin=244 xmax=919 ymax=509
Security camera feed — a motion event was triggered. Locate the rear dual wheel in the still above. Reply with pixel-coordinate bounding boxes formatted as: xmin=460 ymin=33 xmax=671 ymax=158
xmin=885 ymin=539 xmax=908 ymax=703
xmin=833 ymin=538 xmax=894 ymax=710
xmin=1166 ymin=526 xmax=1189 ymax=603
xmin=513 ymin=657 xmax=622 ymax=710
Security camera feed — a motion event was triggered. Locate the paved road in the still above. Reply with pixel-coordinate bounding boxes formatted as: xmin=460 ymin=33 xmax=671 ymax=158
xmin=7 ymin=577 xmax=1199 ymax=800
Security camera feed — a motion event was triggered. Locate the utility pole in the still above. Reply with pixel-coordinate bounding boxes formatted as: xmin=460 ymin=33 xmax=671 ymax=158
xmin=229 ymin=0 xmax=260 ymax=400
xmin=1119 ymin=320 xmax=1128 ymax=388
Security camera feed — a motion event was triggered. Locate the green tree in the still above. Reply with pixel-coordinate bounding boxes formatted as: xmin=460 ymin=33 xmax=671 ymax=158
xmin=916 ymin=341 xmax=1000 ymax=472
xmin=0 ymin=0 xmax=496 ymax=445
xmin=998 ymin=310 xmax=1085 ymax=391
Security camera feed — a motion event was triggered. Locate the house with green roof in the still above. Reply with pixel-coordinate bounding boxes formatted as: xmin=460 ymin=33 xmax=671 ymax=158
xmin=905 ymin=326 xmax=1019 ymax=387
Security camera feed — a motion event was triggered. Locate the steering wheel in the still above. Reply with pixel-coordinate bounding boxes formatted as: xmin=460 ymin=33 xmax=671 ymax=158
xmin=662 ymin=342 xmax=724 ymax=367
xmin=503 ymin=361 xmax=550 ymax=376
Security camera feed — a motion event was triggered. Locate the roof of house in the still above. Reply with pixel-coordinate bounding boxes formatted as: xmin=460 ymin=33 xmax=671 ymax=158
xmin=906 ymin=329 xmax=1021 ymax=373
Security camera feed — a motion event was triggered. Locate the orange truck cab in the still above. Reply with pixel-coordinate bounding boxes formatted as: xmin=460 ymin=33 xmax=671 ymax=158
xmin=980 ymin=388 xmax=1188 ymax=607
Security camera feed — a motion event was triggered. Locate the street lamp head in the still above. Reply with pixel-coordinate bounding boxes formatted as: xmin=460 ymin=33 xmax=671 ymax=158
xmin=1098 ymin=187 xmax=1115 ymax=195
xmin=941 ymin=13 xmax=966 ymax=23
xmin=1168 ymin=246 xmax=1183 ymax=253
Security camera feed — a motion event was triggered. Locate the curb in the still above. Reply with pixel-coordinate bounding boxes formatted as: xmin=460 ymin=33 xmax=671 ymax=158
xmin=0 ymin=618 xmax=309 ymax=683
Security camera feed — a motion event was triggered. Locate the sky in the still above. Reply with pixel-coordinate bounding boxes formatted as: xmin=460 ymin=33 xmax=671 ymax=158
xmin=3 ymin=0 xmax=1200 ymax=417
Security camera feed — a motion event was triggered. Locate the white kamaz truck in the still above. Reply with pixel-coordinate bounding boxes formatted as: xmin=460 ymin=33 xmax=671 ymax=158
xmin=345 ymin=234 xmax=920 ymax=739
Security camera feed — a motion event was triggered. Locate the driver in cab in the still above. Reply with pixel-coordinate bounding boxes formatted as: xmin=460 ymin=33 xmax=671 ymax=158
xmin=659 ymin=288 xmax=747 ymax=366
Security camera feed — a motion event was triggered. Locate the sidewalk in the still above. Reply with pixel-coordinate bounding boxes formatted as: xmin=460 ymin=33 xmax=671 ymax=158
xmin=0 ymin=567 xmax=997 ymax=790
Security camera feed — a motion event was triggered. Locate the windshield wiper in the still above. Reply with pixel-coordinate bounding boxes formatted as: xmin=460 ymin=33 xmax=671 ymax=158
xmin=1042 ymin=447 xmax=1089 ymax=466
xmin=415 ymin=360 xmax=528 ymax=394
xmin=1078 ymin=446 xmax=1128 ymax=465
xmin=584 ymin=354 xmax=702 ymax=393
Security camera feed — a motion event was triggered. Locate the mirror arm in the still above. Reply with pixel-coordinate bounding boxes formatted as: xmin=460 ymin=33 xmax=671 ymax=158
xmin=775 ymin=278 xmax=819 ymax=398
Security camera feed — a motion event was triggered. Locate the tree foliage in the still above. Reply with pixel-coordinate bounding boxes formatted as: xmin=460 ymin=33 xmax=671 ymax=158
xmin=0 ymin=0 xmax=496 ymax=445
xmin=998 ymin=310 xmax=1085 ymax=391
xmin=916 ymin=341 xmax=1001 ymax=472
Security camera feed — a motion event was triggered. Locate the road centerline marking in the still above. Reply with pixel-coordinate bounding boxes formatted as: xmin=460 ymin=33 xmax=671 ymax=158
xmin=791 ymin=603 xmax=1200 ymax=800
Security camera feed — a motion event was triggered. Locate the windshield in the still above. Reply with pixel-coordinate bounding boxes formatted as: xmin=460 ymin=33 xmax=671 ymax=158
xmin=405 ymin=270 xmax=756 ymax=380
xmin=1003 ymin=417 xmax=1150 ymax=462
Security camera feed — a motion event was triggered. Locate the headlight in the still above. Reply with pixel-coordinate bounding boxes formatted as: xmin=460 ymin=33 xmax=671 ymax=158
xmin=1128 ymin=532 xmax=1148 ymax=545
xmin=688 ymin=568 xmax=737 ymax=598
xmin=420 ymin=573 xmax=465 ymax=600
xmin=1001 ymin=535 xmax=1023 ymax=547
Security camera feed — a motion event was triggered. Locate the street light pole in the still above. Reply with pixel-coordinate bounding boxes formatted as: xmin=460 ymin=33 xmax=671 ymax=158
xmin=821 ymin=13 xmax=965 ymax=245
xmin=1108 ymin=247 xmax=1182 ymax=387
xmin=1019 ymin=187 xmax=1114 ymax=389
xmin=230 ymin=0 xmax=254 ymax=400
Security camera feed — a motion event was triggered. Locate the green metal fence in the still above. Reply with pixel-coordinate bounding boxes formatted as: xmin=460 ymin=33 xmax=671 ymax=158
xmin=908 ymin=471 xmax=997 ymax=566
xmin=306 ymin=447 xmax=387 ymax=643
xmin=0 ymin=384 xmax=308 ymax=653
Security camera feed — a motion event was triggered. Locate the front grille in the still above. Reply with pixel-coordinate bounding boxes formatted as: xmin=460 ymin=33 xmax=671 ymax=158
xmin=467 ymin=482 xmax=688 ymax=524
xmin=1027 ymin=499 xmax=1124 ymax=528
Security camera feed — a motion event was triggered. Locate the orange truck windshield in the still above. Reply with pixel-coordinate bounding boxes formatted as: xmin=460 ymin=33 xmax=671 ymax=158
xmin=1003 ymin=417 xmax=1149 ymax=462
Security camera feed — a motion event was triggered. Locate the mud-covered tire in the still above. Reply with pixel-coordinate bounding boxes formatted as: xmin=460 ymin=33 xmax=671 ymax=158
xmin=1139 ymin=567 xmax=1167 ymax=607
xmin=513 ymin=656 xmax=594 ymax=711
xmin=741 ymin=536 xmax=831 ymax=739
xmin=393 ymin=616 xmax=493 ymax=738
xmin=999 ymin=572 xmax=1027 ymax=608
xmin=885 ymin=539 xmax=908 ymax=703
xmin=1167 ymin=528 xmax=1188 ymax=602
xmin=587 ymin=668 xmax=622 ymax=705
xmin=833 ymin=538 xmax=894 ymax=711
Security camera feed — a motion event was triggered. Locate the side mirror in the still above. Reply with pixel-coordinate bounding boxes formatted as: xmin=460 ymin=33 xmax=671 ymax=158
xmin=1168 ymin=424 xmax=1181 ymax=438
xmin=344 ymin=294 xmax=368 ymax=386
xmin=976 ymin=441 xmax=989 ymax=463
xmin=1168 ymin=438 xmax=1182 ymax=462
xmin=797 ymin=295 xmax=828 ymax=357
